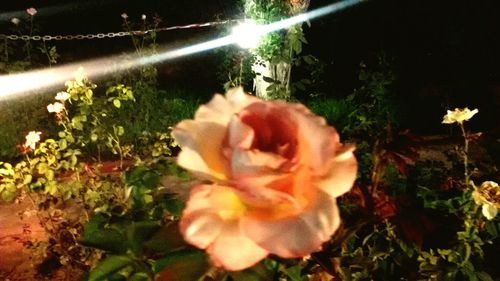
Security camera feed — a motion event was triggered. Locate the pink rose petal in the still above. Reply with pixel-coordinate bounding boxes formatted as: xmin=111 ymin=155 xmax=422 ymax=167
xmin=241 ymin=191 xmax=340 ymax=258
xmin=173 ymin=120 xmax=229 ymax=180
xmin=317 ymin=144 xmax=358 ymax=198
xmin=180 ymin=185 xmax=268 ymax=270
xmin=207 ymin=222 xmax=268 ymax=271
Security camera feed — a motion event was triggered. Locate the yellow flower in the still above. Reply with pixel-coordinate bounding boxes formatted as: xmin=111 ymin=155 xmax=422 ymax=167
xmin=24 ymin=131 xmax=41 ymax=150
xmin=472 ymin=181 xmax=499 ymax=220
xmin=442 ymin=107 xmax=478 ymax=124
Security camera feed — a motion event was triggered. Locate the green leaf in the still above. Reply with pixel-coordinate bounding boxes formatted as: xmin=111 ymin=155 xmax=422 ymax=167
xmin=303 ymin=55 xmax=316 ymax=65
xmin=129 ymin=272 xmax=150 ymax=281
xmin=85 ymin=89 xmax=93 ymax=100
xmin=163 ymin=197 xmax=184 ymax=217
xmin=262 ymin=76 xmax=276 ymax=83
xmin=144 ymin=223 xmax=186 ymax=255
xmin=477 ymin=271 xmax=494 ymax=281
xmin=81 ymin=215 xmax=128 ymax=253
xmin=1 ymin=190 xmax=15 ymax=202
xmin=126 ymin=220 xmax=161 ymax=255
xmin=66 ymin=134 xmax=75 ymax=143
xmin=23 ymin=174 xmax=33 ymax=185
xmin=46 ymin=169 xmax=55 ymax=181
xmin=117 ymin=126 xmax=124 ymax=136
xmin=71 ymin=154 xmax=78 ymax=166
xmin=88 ymin=255 xmax=134 ymax=281
xmin=282 ymin=265 xmax=303 ymax=281
xmin=59 ymin=138 xmax=67 ymax=150
xmin=37 ymin=163 xmax=49 ymax=174
xmin=230 ymin=260 xmax=277 ymax=281
xmin=73 ymin=121 xmax=83 ymax=131
xmin=153 ymin=250 xmax=209 ymax=281
xmin=485 ymin=221 xmax=498 ymax=237
xmin=113 ymin=99 xmax=121 ymax=108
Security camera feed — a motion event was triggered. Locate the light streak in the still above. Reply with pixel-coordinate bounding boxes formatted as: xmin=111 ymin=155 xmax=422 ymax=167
xmin=0 ymin=0 xmax=366 ymax=101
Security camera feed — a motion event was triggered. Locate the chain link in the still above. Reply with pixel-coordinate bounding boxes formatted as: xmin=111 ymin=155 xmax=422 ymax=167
xmin=0 ymin=19 xmax=239 ymax=41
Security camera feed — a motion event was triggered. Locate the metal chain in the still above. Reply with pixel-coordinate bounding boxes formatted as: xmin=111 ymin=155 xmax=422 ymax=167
xmin=0 ymin=19 xmax=239 ymax=41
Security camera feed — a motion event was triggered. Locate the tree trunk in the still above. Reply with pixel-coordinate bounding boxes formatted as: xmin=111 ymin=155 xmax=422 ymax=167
xmin=252 ymin=58 xmax=291 ymax=100
xmin=251 ymin=0 xmax=309 ymax=100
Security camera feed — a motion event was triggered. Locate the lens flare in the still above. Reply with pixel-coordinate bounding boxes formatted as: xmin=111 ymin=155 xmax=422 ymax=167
xmin=0 ymin=0 xmax=366 ymax=101
xmin=232 ymin=20 xmax=264 ymax=49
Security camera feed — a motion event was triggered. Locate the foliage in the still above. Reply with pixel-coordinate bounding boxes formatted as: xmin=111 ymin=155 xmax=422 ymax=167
xmin=244 ymin=0 xmax=294 ymax=61
xmin=0 ymin=70 xmax=184 ymax=279
xmin=218 ymin=0 xmax=310 ymax=98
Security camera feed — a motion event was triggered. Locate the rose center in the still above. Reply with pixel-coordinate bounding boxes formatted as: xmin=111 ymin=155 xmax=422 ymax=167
xmin=240 ymin=104 xmax=298 ymax=160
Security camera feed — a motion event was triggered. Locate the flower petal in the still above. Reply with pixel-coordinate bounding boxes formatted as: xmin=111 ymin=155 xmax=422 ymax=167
xmin=228 ymin=116 xmax=255 ymax=149
xmin=231 ymin=148 xmax=288 ymax=177
xmin=173 ymin=120 xmax=229 ymax=180
xmin=195 ymin=88 xmax=257 ymax=125
xmin=207 ymin=221 xmax=268 ymax=271
xmin=316 ymin=144 xmax=358 ymax=198
xmin=180 ymin=185 xmax=268 ymax=271
xmin=482 ymin=204 xmax=498 ymax=220
xmin=241 ymin=191 xmax=341 ymax=258
xmin=291 ymin=105 xmax=341 ymax=174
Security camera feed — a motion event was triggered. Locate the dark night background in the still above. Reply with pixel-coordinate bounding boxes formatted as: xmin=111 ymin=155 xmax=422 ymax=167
xmin=1 ymin=0 xmax=499 ymax=135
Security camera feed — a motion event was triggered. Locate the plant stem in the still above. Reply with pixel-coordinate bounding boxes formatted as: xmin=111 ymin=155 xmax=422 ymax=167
xmin=459 ymin=123 xmax=470 ymax=188
xmin=3 ymin=38 xmax=9 ymax=62
xmin=42 ymin=39 xmax=52 ymax=67
xmin=27 ymin=16 xmax=33 ymax=62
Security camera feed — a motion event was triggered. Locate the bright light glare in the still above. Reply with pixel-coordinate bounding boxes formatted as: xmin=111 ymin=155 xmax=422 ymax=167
xmin=0 ymin=0 xmax=366 ymax=101
xmin=232 ymin=20 xmax=263 ymax=49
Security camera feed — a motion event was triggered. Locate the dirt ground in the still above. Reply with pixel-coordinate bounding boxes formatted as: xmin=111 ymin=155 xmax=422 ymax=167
xmin=0 ymin=199 xmax=47 ymax=280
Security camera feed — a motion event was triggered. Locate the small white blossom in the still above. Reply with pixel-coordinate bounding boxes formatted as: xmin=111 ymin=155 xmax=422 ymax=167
xmin=74 ymin=67 xmax=87 ymax=84
xmin=442 ymin=107 xmax=478 ymax=124
xmin=26 ymin=7 xmax=37 ymax=16
xmin=121 ymin=13 xmax=128 ymax=20
xmin=47 ymin=102 xmax=64 ymax=113
xmin=482 ymin=204 xmax=498 ymax=220
xmin=141 ymin=14 xmax=147 ymax=20
xmin=55 ymin=91 xmax=70 ymax=101
xmin=24 ymin=131 xmax=41 ymax=150
xmin=11 ymin=18 xmax=20 ymax=25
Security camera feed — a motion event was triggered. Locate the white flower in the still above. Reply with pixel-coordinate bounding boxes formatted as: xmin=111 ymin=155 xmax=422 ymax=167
xmin=141 ymin=14 xmax=146 ymax=20
xmin=26 ymin=7 xmax=37 ymax=16
xmin=74 ymin=67 xmax=87 ymax=84
xmin=121 ymin=13 xmax=128 ymax=19
xmin=47 ymin=102 xmax=64 ymax=113
xmin=55 ymin=91 xmax=70 ymax=101
xmin=24 ymin=131 xmax=41 ymax=150
xmin=482 ymin=204 xmax=498 ymax=220
xmin=442 ymin=107 xmax=478 ymax=124
xmin=11 ymin=18 xmax=20 ymax=25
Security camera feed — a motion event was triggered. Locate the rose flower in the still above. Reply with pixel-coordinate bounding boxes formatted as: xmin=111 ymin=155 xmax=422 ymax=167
xmin=172 ymin=87 xmax=357 ymax=271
